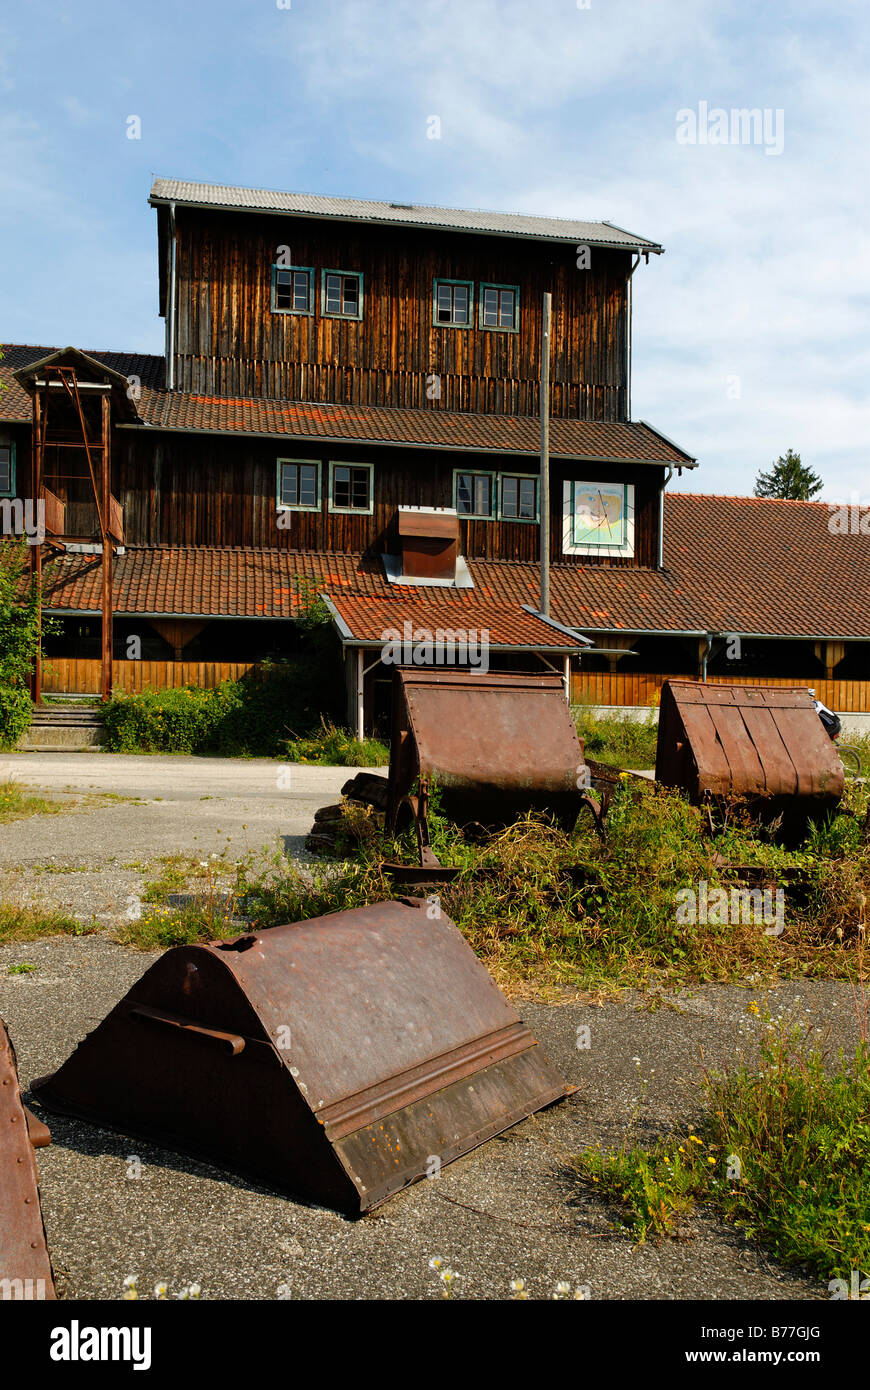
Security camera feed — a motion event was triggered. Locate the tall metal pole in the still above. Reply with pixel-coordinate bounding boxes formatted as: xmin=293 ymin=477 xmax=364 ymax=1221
xmin=539 ymin=292 xmax=551 ymax=617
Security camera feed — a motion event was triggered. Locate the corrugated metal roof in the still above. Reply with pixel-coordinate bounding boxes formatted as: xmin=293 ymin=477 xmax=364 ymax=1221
xmin=149 ymin=179 xmax=663 ymax=253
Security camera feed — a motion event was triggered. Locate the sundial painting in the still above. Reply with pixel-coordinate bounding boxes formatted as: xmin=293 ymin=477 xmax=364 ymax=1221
xmin=563 ymin=481 xmax=634 ymax=556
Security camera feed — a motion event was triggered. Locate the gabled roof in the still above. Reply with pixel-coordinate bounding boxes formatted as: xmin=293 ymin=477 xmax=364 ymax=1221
xmin=0 ymin=345 xmax=164 ymax=423
xmin=149 ymin=178 xmax=663 ymax=254
xmin=12 ymin=347 xmax=142 ymax=422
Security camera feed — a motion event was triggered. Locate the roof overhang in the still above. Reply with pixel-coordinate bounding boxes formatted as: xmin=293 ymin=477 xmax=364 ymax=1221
xmin=148 ymin=181 xmax=663 ymax=255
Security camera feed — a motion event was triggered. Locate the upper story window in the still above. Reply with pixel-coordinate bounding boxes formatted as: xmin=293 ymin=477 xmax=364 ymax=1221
xmin=480 ymin=282 xmax=519 ymax=332
xmin=277 ymin=459 xmax=320 ymax=511
xmin=499 ymin=473 xmax=539 ymax=522
xmin=0 ymin=441 xmax=15 ymax=497
xmin=322 ymin=270 xmax=364 ymax=320
xmin=328 ymin=461 xmax=373 ymax=514
xmin=433 ymin=279 xmax=473 ymax=327
xmin=454 ymin=470 xmax=495 ymax=518
xmin=271 ymin=265 xmax=314 ymax=314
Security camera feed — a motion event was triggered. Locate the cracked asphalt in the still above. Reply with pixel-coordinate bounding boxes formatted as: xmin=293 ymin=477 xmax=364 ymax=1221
xmin=0 ymin=753 xmax=862 ymax=1301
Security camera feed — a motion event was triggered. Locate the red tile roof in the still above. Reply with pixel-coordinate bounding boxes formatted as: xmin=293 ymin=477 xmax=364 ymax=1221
xmin=325 ymin=593 xmax=584 ymax=650
xmin=33 ymin=491 xmax=870 ymax=643
xmin=664 ymin=493 xmax=870 ymax=639
xmin=1 ymin=344 xmax=694 ymax=466
xmin=37 ymin=546 xmax=588 ymax=651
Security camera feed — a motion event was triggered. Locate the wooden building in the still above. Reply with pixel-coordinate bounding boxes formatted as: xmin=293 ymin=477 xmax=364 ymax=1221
xmin=18 ymin=181 xmax=865 ymax=727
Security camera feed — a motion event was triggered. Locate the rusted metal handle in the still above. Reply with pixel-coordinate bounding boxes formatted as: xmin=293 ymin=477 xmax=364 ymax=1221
xmin=130 ymin=1005 xmax=246 ymax=1056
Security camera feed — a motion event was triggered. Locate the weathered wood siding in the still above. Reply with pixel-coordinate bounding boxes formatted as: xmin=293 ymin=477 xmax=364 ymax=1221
xmin=171 ymin=209 xmax=631 ymax=419
xmin=116 ymin=430 xmax=662 ymax=567
xmin=573 ymin=670 xmax=870 ymax=711
xmin=43 ymin=657 xmax=257 ymax=695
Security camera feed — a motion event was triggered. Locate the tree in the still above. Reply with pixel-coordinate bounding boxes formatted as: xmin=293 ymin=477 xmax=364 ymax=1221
xmin=753 ymin=449 xmax=822 ymax=501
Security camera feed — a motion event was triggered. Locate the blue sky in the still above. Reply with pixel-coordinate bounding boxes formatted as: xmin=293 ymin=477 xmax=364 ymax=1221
xmin=1 ymin=0 xmax=868 ymax=498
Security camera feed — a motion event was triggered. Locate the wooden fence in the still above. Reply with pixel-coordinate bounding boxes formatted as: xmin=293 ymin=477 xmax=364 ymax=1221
xmin=572 ymin=670 xmax=870 ymax=713
xmin=41 ymin=658 xmax=870 ymax=713
xmin=42 ymin=658 xmax=258 ymax=695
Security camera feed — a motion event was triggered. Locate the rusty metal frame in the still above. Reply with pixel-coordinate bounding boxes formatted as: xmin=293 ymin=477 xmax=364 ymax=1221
xmin=25 ymin=364 xmax=117 ymax=703
xmin=0 ymin=1018 xmax=55 ymax=1300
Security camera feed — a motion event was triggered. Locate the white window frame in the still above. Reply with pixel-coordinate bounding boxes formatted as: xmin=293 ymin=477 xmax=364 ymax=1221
xmin=328 ymin=460 xmax=374 ymax=515
xmin=562 ymin=480 xmax=635 ymax=557
xmin=276 ymin=458 xmax=321 ymax=513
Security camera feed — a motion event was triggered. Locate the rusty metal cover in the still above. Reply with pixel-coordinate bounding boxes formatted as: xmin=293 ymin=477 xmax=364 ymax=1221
xmin=0 ymin=1018 xmax=56 ymax=1300
xmin=655 ymin=680 xmax=844 ymax=807
xmin=387 ymin=668 xmax=585 ymax=828
xmin=33 ymin=900 xmax=569 ymax=1215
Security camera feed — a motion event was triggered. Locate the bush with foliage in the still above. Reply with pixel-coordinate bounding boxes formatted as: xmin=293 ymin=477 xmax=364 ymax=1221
xmin=0 ymin=538 xmax=40 ymax=748
xmin=103 ymin=583 xmax=347 ymax=755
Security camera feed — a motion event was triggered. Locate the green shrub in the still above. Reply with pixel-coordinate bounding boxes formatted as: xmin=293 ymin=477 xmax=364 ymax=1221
xmin=574 ymin=703 xmax=658 ymax=769
xmin=573 ymin=1022 xmax=870 ymax=1283
xmin=0 ymin=538 xmax=42 ymax=749
xmin=284 ymin=717 xmax=389 ymax=766
xmin=0 ymin=682 xmax=33 ymax=747
xmin=103 ymin=653 xmax=347 ymax=758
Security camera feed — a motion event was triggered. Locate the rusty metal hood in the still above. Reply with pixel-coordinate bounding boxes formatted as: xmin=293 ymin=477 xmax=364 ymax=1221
xmin=33 ymin=899 xmax=569 ymax=1215
xmin=655 ymin=680 xmax=845 ymax=807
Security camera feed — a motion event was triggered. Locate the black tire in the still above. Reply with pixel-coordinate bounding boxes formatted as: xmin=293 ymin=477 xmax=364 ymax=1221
xmin=838 ymin=745 xmax=862 ymax=777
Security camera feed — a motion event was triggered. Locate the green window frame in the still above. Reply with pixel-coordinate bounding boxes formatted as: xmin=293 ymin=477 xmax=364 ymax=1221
xmin=479 ymin=282 xmax=520 ymax=332
xmin=321 ymin=270 xmax=364 ymax=321
xmin=498 ymin=472 xmax=539 ymax=522
xmin=453 ymin=469 xmax=496 ymax=519
xmin=277 ymin=458 xmax=321 ymax=512
xmin=0 ymin=440 xmax=15 ymax=498
xmin=271 ymin=265 xmax=314 ymax=315
xmin=433 ymin=278 xmax=474 ymax=328
xmin=328 ymin=461 xmax=374 ymax=515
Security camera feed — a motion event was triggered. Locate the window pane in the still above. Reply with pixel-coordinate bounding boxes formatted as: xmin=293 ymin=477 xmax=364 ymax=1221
xmin=326 ymin=275 xmax=341 ymax=313
xmin=437 ymin=283 xmax=452 ymax=322
xmin=499 ymin=290 xmax=515 ymax=328
xmin=342 ymin=277 xmax=359 ymax=314
xmin=281 ymin=464 xmax=299 ymax=506
xmin=501 ymin=476 xmax=518 ymax=516
xmin=473 ymin=475 xmax=491 ymax=515
xmin=351 ymin=468 xmax=369 ymax=507
xmin=299 ymin=464 xmax=317 ymax=507
xmin=0 ymin=451 xmax=9 ymax=493
xmin=519 ymin=477 xmax=536 ymax=518
xmin=457 ymin=473 xmax=473 ymax=513
xmin=483 ymin=288 xmax=499 ymax=325
xmin=293 ymin=272 xmax=309 ymax=311
xmin=453 ymin=286 xmax=468 ymax=323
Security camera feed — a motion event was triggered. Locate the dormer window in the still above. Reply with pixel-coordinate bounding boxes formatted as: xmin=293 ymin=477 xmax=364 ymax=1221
xmin=480 ymin=283 xmax=519 ymax=332
xmin=433 ymin=279 xmax=473 ymax=327
xmin=322 ymin=271 xmax=363 ymax=320
xmin=271 ymin=265 xmax=314 ymax=314
xmin=0 ymin=441 xmax=14 ymax=497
